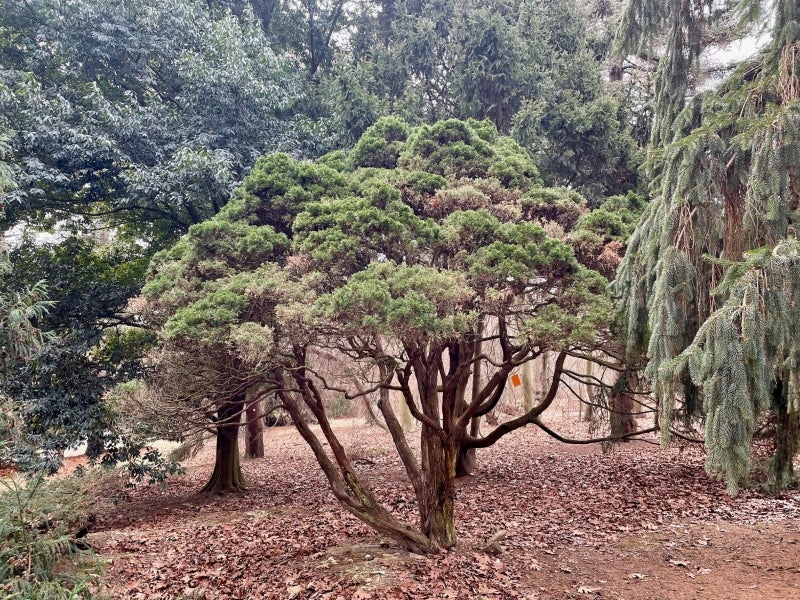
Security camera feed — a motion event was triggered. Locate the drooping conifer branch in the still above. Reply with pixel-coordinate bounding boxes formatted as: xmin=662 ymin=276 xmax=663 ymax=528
xmin=615 ymin=0 xmax=800 ymax=491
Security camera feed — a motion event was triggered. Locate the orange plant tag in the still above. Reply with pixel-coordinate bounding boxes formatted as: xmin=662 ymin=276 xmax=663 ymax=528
xmin=510 ymin=373 xmax=522 ymax=387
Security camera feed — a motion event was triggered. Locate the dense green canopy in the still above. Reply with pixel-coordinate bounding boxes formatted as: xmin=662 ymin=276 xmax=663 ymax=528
xmin=144 ymin=116 xmax=616 ymax=358
xmin=327 ymin=0 xmax=640 ymax=201
xmin=0 ymin=0 xmax=315 ymax=242
xmin=615 ymin=0 xmax=800 ymax=492
xmin=141 ymin=116 xmax=627 ymax=548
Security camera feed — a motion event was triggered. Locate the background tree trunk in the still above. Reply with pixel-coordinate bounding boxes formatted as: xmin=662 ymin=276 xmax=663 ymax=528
xmin=610 ymin=373 xmax=636 ymax=439
xmin=771 ymin=377 xmax=799 ymax=490
xmin=583 ymin=358 xmax=595 ymax=422
xmin=522 ymin=359 xmax=535 ymax=412
xmin=539 ymin=352 xmax=549 ymax=403
xmin=456 ymin=323 xmax=484 ymax=477
xmin=245 ymin=390 xmax=264 ymax=459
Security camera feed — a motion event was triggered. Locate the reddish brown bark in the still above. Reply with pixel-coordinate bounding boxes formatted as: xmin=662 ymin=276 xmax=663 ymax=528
xmin=201 ymin=401 xmax=246 ymax=494
xmin=611 ymin=391 xmax=637 ymax=439
xmin=277 ymin=373 xmax=432 ymax=554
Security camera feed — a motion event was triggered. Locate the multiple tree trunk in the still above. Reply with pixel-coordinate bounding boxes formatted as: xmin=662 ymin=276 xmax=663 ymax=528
xmin=257 ymin=342 xmax=574 ymax=553
xmin=196 ymin=344 xmax=646 ymax=556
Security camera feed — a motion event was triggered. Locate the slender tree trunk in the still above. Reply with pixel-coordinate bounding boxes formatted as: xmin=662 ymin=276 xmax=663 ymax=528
xmin=771 ymin=377 xmax=799 ymax=490
xmin=583 ymin=358 xmax=595 ymax=422
xmin=353 ymin=377 xmax=390 ymax=431
xmin=521 ymin=359 xmax=535 ymax=412
xmin=201 ymin=401 xmax=246 ymax=494
xmin=539 ymin=352 xmax=549 ymax=400
xmin=279 ymin=384 xmax=432 ymax=554
xmin=456 ymin=320 xmax=484 ymax=477
xmin=396 ymin=392 xmax=414 ymax=431
xmin=245 ymin=392 xmax=264 ymax=459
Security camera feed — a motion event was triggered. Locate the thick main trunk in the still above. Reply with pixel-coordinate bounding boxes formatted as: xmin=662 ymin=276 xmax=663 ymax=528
xmin=201 ymin=403 xmax=246 ymax=494
xmin=420 ymin=427 xmax=457 ymax=549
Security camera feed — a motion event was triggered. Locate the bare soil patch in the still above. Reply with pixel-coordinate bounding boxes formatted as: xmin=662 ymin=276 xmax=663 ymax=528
xmin=87 ymin=419 xmax=800 ymax=599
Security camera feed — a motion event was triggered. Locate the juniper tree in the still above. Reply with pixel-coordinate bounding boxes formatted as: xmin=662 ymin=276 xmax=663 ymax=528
xmin=143 ymin=117 xmax=620 ymax=550
xmin=615 ymin=0 xmax=800 ymax=492
xmin=138 ymin=152 xmax=353 ymax=492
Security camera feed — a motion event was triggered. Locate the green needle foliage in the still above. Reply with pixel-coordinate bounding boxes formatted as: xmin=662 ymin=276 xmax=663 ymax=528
xmin=615 ymin=0 xmax=800 ymax=492
xmin=0 ymin=474 xmax=96 ymax=599
xmin=0 ymin=264 xmax=52 ymax=366
xmin=142 ymin=116 xmax=616 ymax=548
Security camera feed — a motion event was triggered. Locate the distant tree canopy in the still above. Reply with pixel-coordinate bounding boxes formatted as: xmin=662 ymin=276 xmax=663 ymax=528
xmin=0 ymin=137 xmax=53 ymax=466
xmin=0 ymin=0 xmax=318 ymax=244
xmin=0 ymin=0 xmax=322 ymax=472
xmin=324 ymin=0 xmax=641 ymax=201
xmin=1 ymin=238 xmax=158 ymax=473
xmin=141 ymin=117 xmax=632 ymax=550
xmin=615 ymin=0 xmax=800 ymax=492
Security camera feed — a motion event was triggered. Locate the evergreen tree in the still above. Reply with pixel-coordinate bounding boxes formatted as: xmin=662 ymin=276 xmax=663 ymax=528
xmin=615 ymin=0 xmax=800 ymax=492
xmin=0 ymin=0 xmax=320 ymax=473
xmin=0 ymin=0 xmax=314 ymax=243
xmin=141 ymin=117 xmax=615 ymax=549
xmin=322 ymin=0 xmax=641 ymax=201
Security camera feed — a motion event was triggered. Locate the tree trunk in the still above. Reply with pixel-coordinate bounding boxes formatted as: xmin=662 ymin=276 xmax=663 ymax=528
xmin=583 ymin=358 xmax=595 ymax=422
xmin=455 ymin=417 xmax=479 ymax=477
xmin=396 ymin=393 xmax=414 ymax=431
xmin=771 ymin=378 xmax=799 ymax=490
xmin=245 ymin=393 xmax=264 ymax=459
xmin=521 ymin=359 xmax=535 ymax=412
xmin=354 ymin=376 xmax=390 ymax=432
xmin=456 ymin=324 xmax=483 ymax=477
xmin=279 ymin=384 xmax=432 ymax=554
xmin=611 ymin=372 xmax=636 ymax=439
xmin=201 ymin=402 xmax=246 ymax=494
xmin=723 ymin=187 xmax=745 ymax=262
xmin=420 ymin=426 xmax=457 ymax=549
xmin=539 ymin=352 xmax=549 ymax=401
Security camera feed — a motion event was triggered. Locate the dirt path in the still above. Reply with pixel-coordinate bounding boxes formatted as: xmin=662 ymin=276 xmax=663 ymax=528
xmin=87 ymin=420 xmax=800 ymax=599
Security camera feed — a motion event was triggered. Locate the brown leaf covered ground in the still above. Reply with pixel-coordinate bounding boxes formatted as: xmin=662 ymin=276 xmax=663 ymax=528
xmin=86 ymin=417 xmax=800 ymax=599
